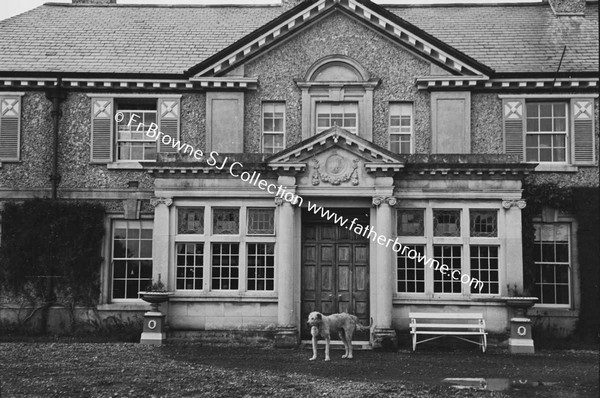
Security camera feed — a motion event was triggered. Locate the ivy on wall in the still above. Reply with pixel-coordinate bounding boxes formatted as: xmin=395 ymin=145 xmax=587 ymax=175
xmin=0 ymin=199 xmax=105 ymax=306
xmin=521 ymin=183 xmax=600 ymax=339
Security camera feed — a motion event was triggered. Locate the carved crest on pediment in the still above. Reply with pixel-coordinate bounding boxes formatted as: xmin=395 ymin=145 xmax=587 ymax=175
xmin=311 ymin=151 xmax=359 ymax=186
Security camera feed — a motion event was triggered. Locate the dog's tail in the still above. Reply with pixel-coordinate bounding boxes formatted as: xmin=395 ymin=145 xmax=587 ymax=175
xmin=352 ymin=315 xmax=373 ymax=331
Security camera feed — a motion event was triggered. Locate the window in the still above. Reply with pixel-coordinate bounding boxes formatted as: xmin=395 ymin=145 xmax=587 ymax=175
xmin=177 ymin=207 xmax=204 ymax=235
xmin=433 ymin=245 xmax=462 ymax=293
xmin=316 ymin=103 xmax=358 ymax=134
xmin=111 ymin=220 xmax=153 ymax=300
xmin=533 ymin=223 xmax=570 ymax=306
xmin=470 ymin=245 xmax=499 ymax=294
xmin=116 ymin=101 xmax=157 ymax=161
xmin=433 ymin=210 xmax=461 ymax=237
xmin=526 ymin=102 xmax=567 ymax=162
xmin=211 ymin=243 xmax=239 ymax=290
xmin=470 ymin=210 xmax=497 ymax=237
xmin=247 ymin=208 xmax=275 ymax=235
xmin=397 ymin=245 xmax=425 ymax=293
xmin=389 ymin=103 xmax=413 ymax=154
xmin=176 ymin=243 xmax=204 ymax=290
xmin=397 ymin=209 xmax=424 ymax=236
xmin=247 ymin=243 xmax=275 ymax=291
xmin=395 ymin=205 xmax=503 ymax=296
xmin=262 ymin=102 xmax=285 ymax=154
xmin=213 ymin=208 xmax=240 ymax=234
xmin=90 ymin=96 xmax=180 ymax=164
xmin=174 ymin=204 xmax=275 ymax=293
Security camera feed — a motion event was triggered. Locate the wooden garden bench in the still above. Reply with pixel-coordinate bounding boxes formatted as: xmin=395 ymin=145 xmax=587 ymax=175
xmin=409 ymin=312 xmax=487 ymax=352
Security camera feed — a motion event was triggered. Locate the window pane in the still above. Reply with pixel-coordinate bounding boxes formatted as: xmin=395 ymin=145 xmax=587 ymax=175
xmin=397 ymin=245 xmax=425 ymax=293
xmin=433 ymin=210 xmax=461 ymax=237
xmin=213 ymin=208 xmax=239 ymax=234
xmin=470 ymin=245 xmax=499 ymax=294
xmin=212 ymin=243 xmax=239 ymax=290
xmin=433 ymin=245 xmax=462 ymax=293
xmin=247 ymin=243 xmax=275 ymax=291
xmin=397 ymin=209 xmax=424 ymax=236
xmin=176 ymin=243 xmax=203 ymax=290
xmin=470 ymin=210 xmax=497 ymax=237
xmin=532 ymin=223 xmax=571 ymax=305
xmin=248 ymin=208 xmax=275 ymax=235
xmin=178 ymin=207 xmax=204 ymax=234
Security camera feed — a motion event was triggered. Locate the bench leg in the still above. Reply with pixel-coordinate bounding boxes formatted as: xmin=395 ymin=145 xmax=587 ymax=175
xmin=481 ymin=334 xmax=487 ymax=353
xmin=412 ymin=333 xmax=417 ymax=351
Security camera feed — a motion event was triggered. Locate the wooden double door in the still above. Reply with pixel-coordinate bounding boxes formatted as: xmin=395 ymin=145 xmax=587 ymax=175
xmin=301 ymin=209 xmax=370 ymax=340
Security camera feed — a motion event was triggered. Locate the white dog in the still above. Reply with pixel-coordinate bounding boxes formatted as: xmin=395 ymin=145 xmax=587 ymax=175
xmin=307 ymin=311 xmax=371 ymax=361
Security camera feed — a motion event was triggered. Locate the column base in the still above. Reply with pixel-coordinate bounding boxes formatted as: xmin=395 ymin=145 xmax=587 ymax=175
xmin=274 ymin=326 xmax=298 ymax=348
xmin=508 ymin=338 xmax=535 ymax=354
xmin=372 ymin=327 xmax=398 ymax=351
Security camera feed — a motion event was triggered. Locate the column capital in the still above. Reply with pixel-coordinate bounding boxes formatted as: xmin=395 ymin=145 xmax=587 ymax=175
xmin=502 ymin=199 xmax=526 ymax=209
xmin=372 ymin=196 xmax=396 ymax=207
xmin=150 ymin=197 xmax=173 ymax=208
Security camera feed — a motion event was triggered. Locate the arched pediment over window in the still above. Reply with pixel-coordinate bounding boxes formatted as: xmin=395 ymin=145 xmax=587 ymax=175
xmin=297 ymin=55 xmax=379 ymax=141
xmin=304 ymin=55 xmax=370 ymax=82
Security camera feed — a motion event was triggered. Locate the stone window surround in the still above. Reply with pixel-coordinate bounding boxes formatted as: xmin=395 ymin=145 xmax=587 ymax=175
xmin=170 ymin=199 xmax=278 ymax=299
xmin=394 ymin=201 xmax=504 ymax=299
xmin=296 ymin=55 xmax=379 ymax=141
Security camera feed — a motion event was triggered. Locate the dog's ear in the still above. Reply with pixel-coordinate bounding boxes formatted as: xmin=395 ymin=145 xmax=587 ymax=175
xmin=316 ymin=313 xmax=322 ymax=320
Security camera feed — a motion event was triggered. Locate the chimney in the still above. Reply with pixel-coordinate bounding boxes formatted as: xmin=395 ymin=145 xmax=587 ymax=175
xmin=546 ymin=0 xmax=586 ymax=16
xmin=72 ymin=0 xmax=117 ymax=4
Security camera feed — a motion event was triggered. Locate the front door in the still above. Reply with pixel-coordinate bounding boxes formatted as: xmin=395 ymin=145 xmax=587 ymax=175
xmin=301 ymin=209 xmax=370 ymax=340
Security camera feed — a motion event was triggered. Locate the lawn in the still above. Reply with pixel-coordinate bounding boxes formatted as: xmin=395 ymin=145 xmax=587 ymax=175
xmin=0 ymin=342 xmax=597 ymax=397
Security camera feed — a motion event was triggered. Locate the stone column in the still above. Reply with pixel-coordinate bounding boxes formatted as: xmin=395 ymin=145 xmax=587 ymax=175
xmin=502 ymin=199 xmax=526 ymax=294
xmin=274 ymin=179 xmax=299 ymax=347
xmin=371 ymin=196 xmax=398 ymax=350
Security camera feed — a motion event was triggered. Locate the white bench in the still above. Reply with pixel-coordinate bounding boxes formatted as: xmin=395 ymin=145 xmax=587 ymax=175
xmin=409 ymin=312 xmax=487 ymax=352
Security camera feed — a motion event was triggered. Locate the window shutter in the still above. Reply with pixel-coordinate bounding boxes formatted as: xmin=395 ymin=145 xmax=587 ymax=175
xmin=571 ymin=99 xmax=595 ymax=165
xmin=0 ymin=96 xmax=22 ymax=161
xmin=90 ymin=98 xmax=114 ymax=163
xmin=158 ymin=98 xmax=180 ymax=153
xmin=503 ymin=99 xmax=525 ymax=162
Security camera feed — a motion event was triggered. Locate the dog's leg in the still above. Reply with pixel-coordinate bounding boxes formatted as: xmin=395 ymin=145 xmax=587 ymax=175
xmin=339 ymin=330 xmax=349 ymax=359
xmin=309 ymin=326 xmax=319 ymax=360
xmin=324 ymin=335 xmax=330 ymax=361
xmin=345 ymin=327 xmax=354 ymax=359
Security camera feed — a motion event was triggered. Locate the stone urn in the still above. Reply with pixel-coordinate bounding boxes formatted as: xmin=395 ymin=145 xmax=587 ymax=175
xmin=140 ymin=291 xmax=170 ymax=312
xmin=503 ymin=297 xmax=538 ymax=317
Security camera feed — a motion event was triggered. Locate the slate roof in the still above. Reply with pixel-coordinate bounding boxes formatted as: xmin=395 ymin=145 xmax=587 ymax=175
xmin=0 ymin=1 xmax=597 ymax=76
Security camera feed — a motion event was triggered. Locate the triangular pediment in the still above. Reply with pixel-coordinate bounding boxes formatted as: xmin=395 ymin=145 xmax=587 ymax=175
xmin=267 ymin=126 xmax=404 ymax=173
xmin=186 ymin=0 xmax=493 ymax=80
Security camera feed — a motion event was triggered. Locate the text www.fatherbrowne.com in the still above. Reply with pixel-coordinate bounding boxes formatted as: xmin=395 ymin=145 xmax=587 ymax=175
xmin=117 ymin=112 xmax=484 ymax=292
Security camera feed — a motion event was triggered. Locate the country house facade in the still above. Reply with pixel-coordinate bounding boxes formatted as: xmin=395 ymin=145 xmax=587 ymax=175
xmin=0 ymin=0 xmax=598 ymax=346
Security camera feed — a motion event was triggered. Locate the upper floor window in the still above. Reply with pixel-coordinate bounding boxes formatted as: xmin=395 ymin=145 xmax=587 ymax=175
xmin=316 ymin=102 xmax=358 ymax=134
xmin=389 ymin=103 xmax=413 ymax=154
xmin=525 ymin=102 xmax=567 ymax=163
xmin=90 ymin=96 xmax=180 ymax=166
xmin=262 ymin=102 xmax=285 ymax=154
xmin=116 ymin=100 xmax=157 ymax=161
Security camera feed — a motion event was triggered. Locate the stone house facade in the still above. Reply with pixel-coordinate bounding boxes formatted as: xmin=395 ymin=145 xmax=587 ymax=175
xmin=0 ymin=0 xmax=597 ymax=345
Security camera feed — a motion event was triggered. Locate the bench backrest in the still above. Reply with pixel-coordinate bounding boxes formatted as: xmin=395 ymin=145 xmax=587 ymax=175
xmin=409 ymin=312 xmax=483 ymax=320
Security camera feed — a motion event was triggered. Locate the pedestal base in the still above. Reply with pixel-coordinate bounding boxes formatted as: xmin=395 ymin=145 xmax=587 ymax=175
xmin=140 ymin=311 xmax=167 ymax=346
xmin=274 ymin=326 xmax=298 ymax=348
xmin=372 ymin=327 xmax=397 ymax=351
xmin=508 ymin=317 xmax=534 ymax=354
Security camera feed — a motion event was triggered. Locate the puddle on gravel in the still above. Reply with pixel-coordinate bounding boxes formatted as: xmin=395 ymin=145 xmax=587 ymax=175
xmin=442 ymin=378 xmax=558 ymax=391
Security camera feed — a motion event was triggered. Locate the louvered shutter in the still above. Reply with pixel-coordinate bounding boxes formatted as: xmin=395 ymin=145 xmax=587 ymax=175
xmin=503 ymin=99 xmax=525 ymax=162
xmin=158 ymin=98 xmax=180 ymax=153
xmin=0 ymin=96 xmax=22 ymax=161
xmin=571 ymin=99 xmax=596 ymax=165
xmin=90 ymin=98 xmax=114 ymax=163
